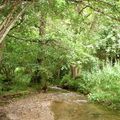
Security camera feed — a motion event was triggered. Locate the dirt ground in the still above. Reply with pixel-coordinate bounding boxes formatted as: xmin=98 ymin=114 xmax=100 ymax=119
xmin=4 ymin=93 xmax=55 ymax=120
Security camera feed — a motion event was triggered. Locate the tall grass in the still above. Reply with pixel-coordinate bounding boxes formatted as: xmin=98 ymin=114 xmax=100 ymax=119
xmin=83 ymin=63 xmax=120 ymax=109
xmin=90 ymin=64 xmax=120 ymax=93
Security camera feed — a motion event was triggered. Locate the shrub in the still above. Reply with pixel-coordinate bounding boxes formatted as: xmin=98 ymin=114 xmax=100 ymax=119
xmin=76 ymin=72 xmax=91 ymax=94
xmin=60 ymin=74 xmax=79 ymax=91
xmin=83 ymin=63 xmax=120 ymax=109
xmin=0 ymin=61 xmax=16 ymax=92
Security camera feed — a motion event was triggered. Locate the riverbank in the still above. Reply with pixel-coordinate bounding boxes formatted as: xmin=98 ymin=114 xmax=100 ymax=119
xmin=0 ymin=88 xmax=120 ymax=120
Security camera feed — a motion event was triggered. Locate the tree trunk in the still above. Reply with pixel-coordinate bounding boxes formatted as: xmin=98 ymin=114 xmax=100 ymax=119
xmin=0 ymin=4 xmax=28 ymax=44
xmin=39 ymin=12 xmax=47 ymax=37
xmin=0 ymin=42 xmax=5 ymax=62
xmin=0 ymin=2 xmax=28 ymax=62
xmin=57 ymin=69 xmax=61 ymax=79
xmin=70 ymin=64 xmax=80 ymax=79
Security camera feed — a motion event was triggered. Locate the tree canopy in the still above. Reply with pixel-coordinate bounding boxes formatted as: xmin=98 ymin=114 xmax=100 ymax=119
xmin=0 ymin=0 xmax=120 ymax=110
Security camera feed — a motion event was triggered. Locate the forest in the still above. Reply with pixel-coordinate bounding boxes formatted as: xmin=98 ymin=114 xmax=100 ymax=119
xmin=0 ymin=0 xmax=120 ymax=119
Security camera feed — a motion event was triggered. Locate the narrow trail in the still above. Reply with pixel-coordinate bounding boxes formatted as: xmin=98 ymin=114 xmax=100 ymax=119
xmin=0 ymin=89 xmax=120 ymax=120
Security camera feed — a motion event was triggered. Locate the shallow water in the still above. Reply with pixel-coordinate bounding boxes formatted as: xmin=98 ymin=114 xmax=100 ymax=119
xmin=1 ymin=91 xmax=120 ymax=120
xmin=51 ymin=93 xmax=120 ymax=120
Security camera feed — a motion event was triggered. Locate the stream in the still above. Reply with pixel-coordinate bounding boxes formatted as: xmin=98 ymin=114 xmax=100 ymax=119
xmin=0 ymin=88 xmax=120 ymax=120
xmin=51 ymin=93 xmax=120 ymax=120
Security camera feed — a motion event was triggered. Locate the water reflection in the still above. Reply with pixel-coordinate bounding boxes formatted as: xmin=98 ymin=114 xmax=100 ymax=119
xmin=52 ymin=100 xmax=120 ymax=120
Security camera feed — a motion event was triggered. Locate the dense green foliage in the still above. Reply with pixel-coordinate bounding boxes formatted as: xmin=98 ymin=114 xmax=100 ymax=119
xmin=0 ymin=0 xmax=120 ymax=110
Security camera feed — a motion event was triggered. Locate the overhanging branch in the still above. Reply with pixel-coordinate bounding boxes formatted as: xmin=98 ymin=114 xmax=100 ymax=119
xmin=0 ymin=3 xmax=28 ymax=44
xmin=88 ymin=5 xmax=120 ymax=22
xmin=67 ymin=0 xmax=120 ymax=22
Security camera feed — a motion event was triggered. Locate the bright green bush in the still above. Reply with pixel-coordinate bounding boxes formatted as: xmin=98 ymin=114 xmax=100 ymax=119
xmin=82 ymin=63 xmax=120 ymax=109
